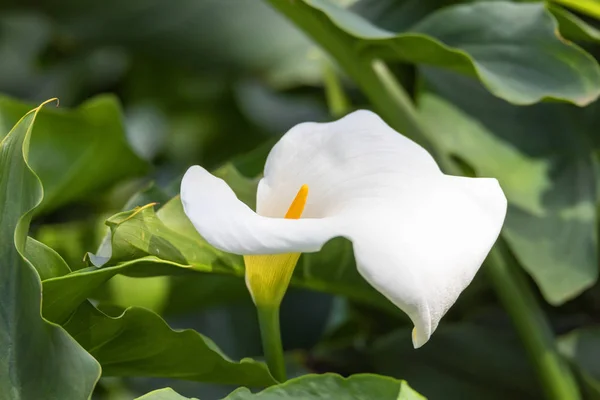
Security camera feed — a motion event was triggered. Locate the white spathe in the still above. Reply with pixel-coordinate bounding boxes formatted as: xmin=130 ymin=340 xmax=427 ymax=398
xmin=181 ymin=110 xmax=507 ymax=348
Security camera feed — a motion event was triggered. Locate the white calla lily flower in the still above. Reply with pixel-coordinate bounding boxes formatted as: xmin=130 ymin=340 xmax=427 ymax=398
xmin=181 ymin=110 xmax=507 ymax=348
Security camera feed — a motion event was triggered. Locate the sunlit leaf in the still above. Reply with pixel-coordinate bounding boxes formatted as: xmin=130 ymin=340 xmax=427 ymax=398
xmin=549 ymin=4 xmax=600 ymax=43
xmin=549 ymin=0 xmax=600 ymax=20
xmin=224 ymin=373 xmax=425 ymax=399
xmin=136 ymin=388 xmax=198 ymax=400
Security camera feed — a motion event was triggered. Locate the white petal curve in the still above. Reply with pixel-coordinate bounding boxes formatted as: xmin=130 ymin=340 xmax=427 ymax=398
xmin=256 ymin=110 xmax=441 ymax=218
xmin=180 ymin=110 xmax=507 ymax=347
xmin=180 ymin=165 xmax=339 ymax=255
xmin=348 ymin=175 xmax=506 ymax=348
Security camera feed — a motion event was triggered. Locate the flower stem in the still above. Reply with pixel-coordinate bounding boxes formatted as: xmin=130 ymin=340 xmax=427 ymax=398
xmin=322 ymin=61 xmax=350 ymax=118
xmin=486 ymin=244 xmax=581 ymax=400
xmin=257 ymin=305 xmax=286 ymax=382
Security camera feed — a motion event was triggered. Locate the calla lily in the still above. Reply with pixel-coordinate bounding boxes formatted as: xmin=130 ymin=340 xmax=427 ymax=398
xmin=181 ymin=110 xmax=507 ymax=348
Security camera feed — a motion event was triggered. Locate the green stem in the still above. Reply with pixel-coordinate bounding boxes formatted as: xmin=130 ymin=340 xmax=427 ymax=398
xmin=486 ymin=244 xmax=581 ymax=400
xmin=366 ymin=59 xmax=451 ymax=163
xmin=257 ymin=305 xmax=286 ymax=382
xmin=361 ymin=60 xmax=433 ymax=147
xmin=322 ymin=61 xmax=350 ymax=117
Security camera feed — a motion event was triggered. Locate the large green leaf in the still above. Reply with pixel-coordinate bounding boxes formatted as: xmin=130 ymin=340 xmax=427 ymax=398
xmin=63 ymin=302 xmax=276 ymax=386
xmin=224 ymin=374 xmax=424 ymax=399
xmin=0 ymin=95 xmax=148 ymax=213
xmin=407 ymin=1 xmax=599 ymax=103
xmin=418 ymin=70 xmax=598 ymax=304
xmin=266 ymin=0 xmax=600 ymax=106
xmin=28 ymin=213 xmax=275 ymax=388
xmin=29 ymin=220 xmax=275 ymax=388
xmin=354 ymin=0 xmax=600 ymax=45
xmin=0 ymin=101 xmax=100 ymax=399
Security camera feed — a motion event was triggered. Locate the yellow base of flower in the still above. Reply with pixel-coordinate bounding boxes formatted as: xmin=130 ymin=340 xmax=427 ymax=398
xmin=244 ymin=253 xmax=301 ymax=307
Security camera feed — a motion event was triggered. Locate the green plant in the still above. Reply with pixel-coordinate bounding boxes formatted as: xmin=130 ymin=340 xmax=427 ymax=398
xmin=2 ymin=1 xmax=600 ymax=399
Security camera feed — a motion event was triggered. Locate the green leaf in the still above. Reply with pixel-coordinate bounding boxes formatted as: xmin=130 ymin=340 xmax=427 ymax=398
xmin=88 ymin=165 xmax=253 ymax=268
xmin=356 ymin=0 xmax=600 ymax=46
xmin=136 ymin=388 xmax=198 ymax=400
xmin=558 ymin=327 xmax=600 ymax=398
xmin=408 ymin=1 xmax=599 ymax=102
xmin=43 ymin=255 xmax=208 ymax=324
xmin=63 ymin=302 xmax=276 ymax=386
xmin=370 ymin=322 xmax=540 ymax=399
xmin=0 ymin=94 xmax=148 ymax=213
xmin=29 ymin=207 xmax=273 ymax=388
xmin=93 ymin=181 xmax=176 ymax=313
xmin=101 ymin=203 xmax=239 ymax=268
xmin=224 ymin=373 xmax=424 ymax=399
xmin=549 ymin=0 xmax=600 ymax=20
xmin=25 ymin=236 xmax=72 ymax=280
xmin=104 ymin=180 xmax=248 ymax=315
xmin=0 ymin=101 xmax=100 ymax=399
xmin=418 ymin=70 xmax=597 ymax=304
xmin=109 ymin=274 xmax=171 ymax=313
xmin=350 ymin=0 xmax=451 ymax=32
xmin=550 ymin=4 xmax=600 ymax=43
xmin=267 ymin=0 xmax=600 ymax=106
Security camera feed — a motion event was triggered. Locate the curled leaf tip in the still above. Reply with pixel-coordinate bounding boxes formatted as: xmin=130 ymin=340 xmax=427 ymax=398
xmin=40 ymin=98 xmax=60 ymax=108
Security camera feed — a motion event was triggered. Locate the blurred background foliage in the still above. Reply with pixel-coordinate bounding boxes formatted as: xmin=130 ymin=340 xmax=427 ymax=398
xmin=2 ymin=0 xmax=600 ymax=399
